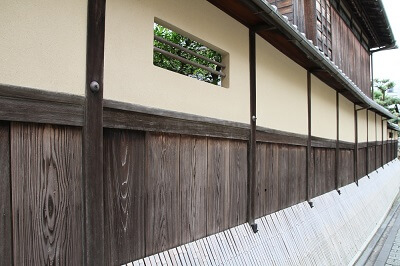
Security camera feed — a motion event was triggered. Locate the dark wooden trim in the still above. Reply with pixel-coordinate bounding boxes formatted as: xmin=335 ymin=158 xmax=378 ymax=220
xmin=83 ymin=0 xmax=106 ymax=264
xmin=247 ymin=29 xmax=256 ymax=226
xmin=382 ymin=118 xmax=384 ymax=167
xmin=103 ymin=100 xmax=250 ymax=140
xmin=354 ymin=104 xmax=358 ymax=184
xmin=311 ymin=136 xmax=337 ymax=149
xmin=336 ymin=91 xmax=339 ymax=190
xmin=366 ymin=110 xmax=369 ymax=175
xmin=375 ymin=113 xmax=378 ymax=169
xmin=339 ymin=141 xmax=356 ymax=149
xmin=307 ymin=71 xmax=312 ymax=202
xmin=358 ymin=142 xmax=368 ymax=149
xmin=0 ymin=84 xmax=84 ymax=126
xmin=0 ymin=122 xmax=12 ymax=265
xmin=256 ymin=127 xmax=307 ymax=146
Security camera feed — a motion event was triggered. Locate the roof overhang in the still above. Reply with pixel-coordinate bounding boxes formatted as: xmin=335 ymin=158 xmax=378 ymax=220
xmin=346 ymin=0 xmax=396 ymax=49
xmin=207 ymin=0 xmax=396 ymax=119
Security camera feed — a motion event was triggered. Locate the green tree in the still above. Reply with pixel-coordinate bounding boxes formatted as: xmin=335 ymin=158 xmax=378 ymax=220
xmin=374 ymin=78 xmax=395 ymax=101
xmin=153 ymin=23 xmax=222 ymax=85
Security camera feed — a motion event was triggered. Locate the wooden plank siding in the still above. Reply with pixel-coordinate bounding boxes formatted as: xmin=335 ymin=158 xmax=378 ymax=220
xmin=11 ymin=122 xmax=83 ymax=265
xmin=331 ymin=8 xmax=371 ymax=98
xmin=4 ymin=119 xmax=396 ymax=264
xmin=0 ymin=122 xmax=11 ymax=266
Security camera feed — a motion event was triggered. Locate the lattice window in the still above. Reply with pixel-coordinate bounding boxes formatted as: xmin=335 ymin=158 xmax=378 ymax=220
xmin=316 ymin=0 xmax=332 ymax=59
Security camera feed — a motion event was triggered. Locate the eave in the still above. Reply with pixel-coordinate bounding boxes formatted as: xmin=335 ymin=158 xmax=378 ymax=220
xmin=207 ymin=0 xmax=396 ymax=120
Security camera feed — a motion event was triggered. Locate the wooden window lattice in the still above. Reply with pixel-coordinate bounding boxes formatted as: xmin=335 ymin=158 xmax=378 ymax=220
xmin=316 ymin=0 xmax=332 ymax=59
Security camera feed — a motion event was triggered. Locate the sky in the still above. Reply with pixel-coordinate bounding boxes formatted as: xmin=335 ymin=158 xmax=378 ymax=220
xmin=373 ymin=0 xmax=400 ymax=90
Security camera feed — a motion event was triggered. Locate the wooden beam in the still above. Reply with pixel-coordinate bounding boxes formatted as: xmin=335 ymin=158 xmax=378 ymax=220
xmin=247 ymin=29 xmax=257 ymax=231
xmin=366 ymin=110 xmax=369 ymax=174
xmin=83 ymin=0 xmax=106 ymax=264
xmin=354 ymin=104 xmax=358 ymax=185
xmin=336 ymin=91 xmax=340 ymax=190
xmin=0 ymin=122 xmax=11 ymax=265
xmin=375 ymin=113 xmax=378 ymax=170
xmin=382 ymin=118 xmax=384 ymax=167
xmin=304 ymin=0 xmax=317 ymax=44
xmin=307 ymin=71 xmax=312 ymax=203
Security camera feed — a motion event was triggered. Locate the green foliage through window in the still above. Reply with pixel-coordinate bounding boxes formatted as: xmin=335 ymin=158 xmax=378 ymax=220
xmin=153 ymin=23 xmax=224 ymax=86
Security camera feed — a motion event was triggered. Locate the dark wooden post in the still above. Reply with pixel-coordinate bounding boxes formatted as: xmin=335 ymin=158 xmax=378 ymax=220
xmin=0 ymin=122 xmax=12 ymax=265
xmin=306 ymin=71 xmax=313 ymax=205
xmin=335 ymin=91 xmax=340 ymax=191
xmin=382 ymin=118 xmax=384 ymax=167
xmin=354 ymin=105 xmax=358 ymax=185
xmin=366 ymin=110 xmax=369 ymax=175
xmin=304 ymin=0 xmax=317 ymax=44
xmin=248 ymin=28 xmax=257 ymax=232
xmin=83 ymin=0 xmax=106 ymax=264
xmin=375 ymin=113 xmax=377 ymax=170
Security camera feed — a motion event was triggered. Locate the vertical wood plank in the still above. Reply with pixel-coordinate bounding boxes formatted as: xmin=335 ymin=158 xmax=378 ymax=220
xmin=278 ymin=145 xmax=289 ymax=210
xmin=11 ymin=123 xmax=82 ymax=265
xmin=207 ymin=138 xmax=229 ymax=235
xmin=256 ymin=143 xmax=267 ymax=218
xmin=0 ymin=122 xmax=11 ymax=265
xmin=265 ymin=143 xmax=274 ymax=215
xmin=180 ymin=136 xmax=207 ymax=243
xmin=229 ymin=140 xmax=248 ymax=227
xmin=83 ymin=0 xmax=106 ymax=263
xmin=271 ymin=144 xmax=280 ymax=213
xmin=298 ymin=147 xmax=307 ymax=202
xmin=146 ymin=133 xmax=180 ymax=256
xmin=103 ymin=129 xmax=145 ymax=264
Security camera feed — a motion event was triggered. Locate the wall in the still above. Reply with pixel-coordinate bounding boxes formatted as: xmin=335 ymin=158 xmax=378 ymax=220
xmin=339 ymin=94 xmax=355 ymax=142
xmin=104 ymin=0 xmax=250 ymax=123
xmin=368 ymin=110 xmax=376 ymax=141
xmin=0 ymin=0 xmax=87 ymax=95
xmin=377 ymin=115 xmax=382 ymax=141
xmin=311 ymin=75 xmax=336 ymax=139
xmin=256 ymin=35 xmax=308 ymax=134
xmin=331 ymin=8 xmax=371 ymax=97
xmin=383 ymin=123 xmax=388 ymax=141
xmin=127 ymin=161 xmax=400 ymax=265
xmin=358 ymin=108 xmax=368 ymax=142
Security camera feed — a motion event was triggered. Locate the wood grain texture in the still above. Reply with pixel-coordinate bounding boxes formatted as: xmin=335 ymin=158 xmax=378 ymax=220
xmin=278 ymin=145 xmax=289 ymax=210
xmin=103 ymin=129 xmax=145 ymax=265
xmin=103 ymin=101 xmax=249 ymax=141
xmin=0 ymin=84 xmax=84 ymax=127
xmin=207 ymin=138 xmax=229 ymax=235
xmin=145 ymin=132 xmax=180 ymax=255
xmin=338 ymin=149 xmax=354 ymax=187
xmin=228 ymin=140 xmax=247 ymax=227
xmin=0 ymin=122 xmax=11 ymax=265
xmin=11 ymin=123 xmax=82 ymax=265
xmin=180 ymin=136 xmax=208 ymax=243
xmin=84 ymin=0 xmax=106 ymax=263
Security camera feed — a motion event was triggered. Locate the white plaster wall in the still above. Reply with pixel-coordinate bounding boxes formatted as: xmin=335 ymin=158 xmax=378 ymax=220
xmin=368 ymin=110 xmax=376 ymax=141
xmin=358 ymin=108 xmax=368 ymax=142
xmin=255 ymin=35 xmax=308 ymax=134
xmin=377 ymin=115 xmax=382 ymax=142
xmin=339 ymin=94 xmax=355 ymax=142
xmin=104 ymin=0 xmax=250 ymax=123
xmin=0 ymin=0 xmax=87 ymax=95
xmin=311 ymin=75 xmax=336 ymax=139
xmin=384 ymin=123 xmax=388 ymax=141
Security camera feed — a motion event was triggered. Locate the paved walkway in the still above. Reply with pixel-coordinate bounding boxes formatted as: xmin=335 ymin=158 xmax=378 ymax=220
xmin=356 ymin=190 xmax=400 ymax=266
